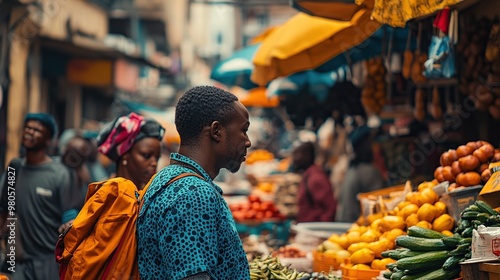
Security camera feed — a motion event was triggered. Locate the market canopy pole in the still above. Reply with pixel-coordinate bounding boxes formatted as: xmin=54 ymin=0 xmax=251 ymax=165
xmin=250 ymin=9 xmax=381 ymax=86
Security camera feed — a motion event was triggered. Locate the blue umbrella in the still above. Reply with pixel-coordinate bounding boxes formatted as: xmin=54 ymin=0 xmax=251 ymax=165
xmin=315 ymin=26 xmax=412 ymax=72
xmin=210 ymin=44 xmax=260 ymax=90
xmin=267 ymin=66 xmax=350 ymax=102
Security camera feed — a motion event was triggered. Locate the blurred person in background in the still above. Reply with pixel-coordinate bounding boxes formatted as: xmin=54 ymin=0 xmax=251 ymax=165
xmin=335 ymin=118 xmax=385 ymax=223
xmin=0 ymin=113 xmax=80 ymax=279
xmin=290 ymin=134 xmax=336 ymax=223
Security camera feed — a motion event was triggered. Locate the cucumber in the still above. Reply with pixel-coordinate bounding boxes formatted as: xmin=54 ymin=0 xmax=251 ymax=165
xmin=442 ymin=255 xmax=462 ymax=270
xmin=400 ymin=269 xmax=440 ymax=280
xmin=461 ymin=227 xmax=473 ymax=238
xmin=476 ymin=213 xmax=491 ymax=223
xmin=475 ymin=200 xmax=498 ymax=215
xmin=407 ymin=226 xmax=446 ymax=239
xmin=449 ymin=244 xmax=470 ymax=256
xmin=463 ymin=205 xmax=480 ymax=213
xmin=418 ymin=267 xmax=461 ymax=280
xmin=382 ymin=249 xmax=398 ymax=258
xmin=398 ymin=250 xmax=422 ymax=259
xmin=390 ymin=270 xmax=404 ymax=280
xmin=396 ymin=251 xmax=450 ymax=271
xmin=395 ymin=236 xmax=448 ymax=251
xmin=487 ymin=215 xmax=500 ymax=225
xmin=442 ymin=236 xmax=461 ymax=248
xmin=387 ymin=262 xmax=398 ymax=272
xmin=461 ymin=211 xmax=480 ymax=220
xmin=383 ymin=270 xmax=393 ymax=279
xmin=459 ymin=237 xmax=472 ymax=245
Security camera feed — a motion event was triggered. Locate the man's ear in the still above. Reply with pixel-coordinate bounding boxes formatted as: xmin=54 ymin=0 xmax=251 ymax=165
xmin=210 ymin=121 xmax=221 ymax=142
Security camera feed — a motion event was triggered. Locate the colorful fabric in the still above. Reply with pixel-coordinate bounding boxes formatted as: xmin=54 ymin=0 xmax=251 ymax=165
xmin=97 ymin=113 xmax=165 ymax=161
xmin=137 ymin=153 xmax=250 ymax=279
xmin=359 ymin=0 xmax=462 ymax=27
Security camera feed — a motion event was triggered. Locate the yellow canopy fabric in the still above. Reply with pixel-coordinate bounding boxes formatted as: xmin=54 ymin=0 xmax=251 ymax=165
xmin=357 ymin=0 xmax=462 ymax=27
xmin=250 ymin=9 xmax=381 ymax=86
xmin=249 ymin=26 xmax=280 ymax=44
xmin=232 ymin=87 xmax=280 ymax=108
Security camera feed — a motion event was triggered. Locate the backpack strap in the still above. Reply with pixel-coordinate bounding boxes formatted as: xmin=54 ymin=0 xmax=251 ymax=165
xmin=139 ymin=172 xmax=204 ymax=210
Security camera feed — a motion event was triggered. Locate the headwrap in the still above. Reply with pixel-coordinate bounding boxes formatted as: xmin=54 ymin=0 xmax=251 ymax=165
xmin=96 ymin=112 xmax=165 ymax=161
xmin=24 ymin=112 xmax=59 ymax=139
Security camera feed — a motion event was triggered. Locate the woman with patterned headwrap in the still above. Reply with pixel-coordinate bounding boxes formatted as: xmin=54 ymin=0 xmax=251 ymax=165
xmin=96 ymin=112 xmax=165 ymax=189
xmin=56 ymin=113 xmax=165 ymax=280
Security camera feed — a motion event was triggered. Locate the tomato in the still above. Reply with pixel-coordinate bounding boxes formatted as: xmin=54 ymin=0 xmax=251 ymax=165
xmin=248 ymin=194 xmax=261 ymax=203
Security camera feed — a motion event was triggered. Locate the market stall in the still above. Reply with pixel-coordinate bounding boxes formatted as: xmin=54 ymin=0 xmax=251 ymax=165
xmin=232 ymin=140 xmax=500 ymax=279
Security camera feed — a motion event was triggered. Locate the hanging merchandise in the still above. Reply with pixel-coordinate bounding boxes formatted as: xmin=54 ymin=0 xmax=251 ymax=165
xmin=423 ymin=35 xmax=456 ymax=79
xmin=424 ymin=9 xmax=457 ymax=79
xmin=485 ymin=24 xmax=500 ymax=63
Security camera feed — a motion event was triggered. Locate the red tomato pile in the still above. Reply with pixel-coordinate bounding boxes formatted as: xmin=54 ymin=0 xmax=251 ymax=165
xmin=229 ymin=194 xmax=285 ymax=222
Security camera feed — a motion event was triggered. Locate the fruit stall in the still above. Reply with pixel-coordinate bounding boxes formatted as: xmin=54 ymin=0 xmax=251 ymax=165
xmin=231 ymin=141 xmax=500 ymax=279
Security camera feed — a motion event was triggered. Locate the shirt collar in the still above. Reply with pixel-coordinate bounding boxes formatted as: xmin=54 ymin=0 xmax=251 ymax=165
xmin=169 ymin=153 xmax=223 ymax=194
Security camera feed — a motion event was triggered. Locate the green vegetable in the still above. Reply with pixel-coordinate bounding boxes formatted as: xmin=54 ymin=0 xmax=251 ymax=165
xmin=475 ymin=200 xmax=498 ymax=216
xmin=407 ymin=226 xmax=446 ymax=239
xmin=396 ymin=251 xmax=450 ymax=271
xmin=396 ymin=236 xmax=448 ymax=251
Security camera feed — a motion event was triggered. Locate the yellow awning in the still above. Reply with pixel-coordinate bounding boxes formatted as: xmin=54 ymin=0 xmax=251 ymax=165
xmin=250 ymin=9 xmax=381 ymax=86
xmin=360 ymin=0 xmax=463 ymax=27
xmin=232 ymin=87 xmax=280 ymax=108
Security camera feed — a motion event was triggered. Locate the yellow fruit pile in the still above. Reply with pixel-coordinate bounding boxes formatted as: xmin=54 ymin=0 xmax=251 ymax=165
xmin=246 ymin=149 xmax=275 ymax=165
xmin=315 ymin=180 xmax=454 ymax=271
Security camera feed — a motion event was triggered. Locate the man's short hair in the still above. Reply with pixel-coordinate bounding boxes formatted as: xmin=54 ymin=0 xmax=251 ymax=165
xmin=24 ymin=112 xmax=58 ymax=139
xmin=175 ymin=86 xmax=238 ymax=146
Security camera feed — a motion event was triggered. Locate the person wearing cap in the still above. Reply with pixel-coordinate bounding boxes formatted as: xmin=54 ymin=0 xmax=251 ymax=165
xmin=290 ymin=138 xmax=337 ymax=223
xmin=0 ymin=112 xmax=80 ymax=279
xmin=96 ymin=112 xmax=165 ymax=190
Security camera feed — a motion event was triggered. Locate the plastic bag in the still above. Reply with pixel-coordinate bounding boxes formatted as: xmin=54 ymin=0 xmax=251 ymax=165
xmin=424 ymin=35 xmax=456 ymax=79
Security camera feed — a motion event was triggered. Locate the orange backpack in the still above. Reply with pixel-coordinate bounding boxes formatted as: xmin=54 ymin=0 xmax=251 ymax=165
xmin=55 ymin=173 xmax=199 ymax=280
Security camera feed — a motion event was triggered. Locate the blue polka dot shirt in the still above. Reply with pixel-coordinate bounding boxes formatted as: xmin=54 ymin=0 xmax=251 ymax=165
xmin=137 ymin=153 xmax=250 ymax=279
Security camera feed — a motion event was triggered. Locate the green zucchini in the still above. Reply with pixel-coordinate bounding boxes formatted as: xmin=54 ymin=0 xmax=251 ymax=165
xmin=459 ymin=237 xmax=472 ymax=245
xmin=398 ymin=250 xmax=422 ymax=259
xmin=418 ymin=267 xmax=461 ymax=280
xmin=396 ymin=250 xmax=450 ymax=271
xmin=442 ymin=236 xmax=461 ymax=248
xmin=476 ymin=213 xmax=491 ymax=223
xmin=390 ymin=270 xmax=404 ymax=280
xmin=449 ymin=244 xmax=470 ymax=256
xmin=383 ymin=270 xmax=393 ymax=279
xmin=407 ymin=226 xmax=446 ymax=239
xmin=463 ymin=205 xmax=480 ymax=213
xmin=461 ymin=211 xmax=480 ymax=220
xmin=400 ymin=269 xmax=440 ymax=280
xmin=395 ymin=236 xmax=448 ymax=251
xmin=475 ymin=200 xmax=498 ymax=215
xmin=461 ymin=227 xmax=473 ymax=238
xmin=442 ymin=255 xmax=462 ymax=270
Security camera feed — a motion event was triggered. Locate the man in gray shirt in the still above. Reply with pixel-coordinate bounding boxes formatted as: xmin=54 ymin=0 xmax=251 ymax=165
xmin=0 ymin=113 xmax=80 ymax=280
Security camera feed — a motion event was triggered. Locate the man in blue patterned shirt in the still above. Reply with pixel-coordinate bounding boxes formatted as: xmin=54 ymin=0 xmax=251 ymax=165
xmin=137 ymin=86 xmax=252 ymax=279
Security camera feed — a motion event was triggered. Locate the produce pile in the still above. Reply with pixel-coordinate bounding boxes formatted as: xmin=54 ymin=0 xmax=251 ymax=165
xmin=434 ymin=140 xmax=499 ymax=191
xmin=249 ymin=256 xmax=339 ymax=280
xmin=313 ymin=179 xmax=454 ymax=273
xmin=381 ymin=200 xmax=500 ymax=279
xmin=229 ymin=194 xmax=285 ymax=222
